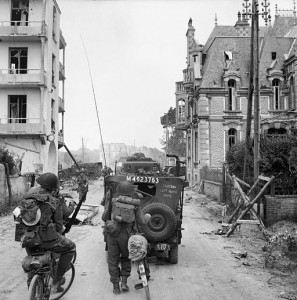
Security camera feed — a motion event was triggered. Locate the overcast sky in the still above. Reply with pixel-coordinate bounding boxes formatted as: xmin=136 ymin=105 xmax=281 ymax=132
xmin=57 ymin=0 xmax=294 ymax=151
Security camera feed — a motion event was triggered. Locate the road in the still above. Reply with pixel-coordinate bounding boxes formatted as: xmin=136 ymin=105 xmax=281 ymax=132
xmin=0 ymin=178 xmax=283 ymax=299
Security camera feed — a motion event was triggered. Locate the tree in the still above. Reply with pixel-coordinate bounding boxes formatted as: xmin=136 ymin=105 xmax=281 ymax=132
xmin=160 ymin=107 xmax=186 ymax=157
xmin=0 ymin=147 xmax=17 ymax=175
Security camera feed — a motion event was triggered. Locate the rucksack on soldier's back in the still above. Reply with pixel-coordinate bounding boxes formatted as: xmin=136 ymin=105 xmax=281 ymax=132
xmin=112 ymin=195 xmax=141 ymax=224
xmin=14 ymin=194 xmax=49 ymax=248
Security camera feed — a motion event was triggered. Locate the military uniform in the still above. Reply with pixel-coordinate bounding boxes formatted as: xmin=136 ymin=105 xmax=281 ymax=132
xmin=77 ymin=172 xmax=89 ymax=202
xmin=102 ymin=181 xmax=150 ymax=294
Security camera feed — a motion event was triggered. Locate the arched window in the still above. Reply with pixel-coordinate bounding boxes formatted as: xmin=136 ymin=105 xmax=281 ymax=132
xmin=228 ymin=128 xmax=237 ymax=148
xmin=228 ymin=80 xmax=236 ymax=110
xmin=272 ymin=79 xmax=280 ymax=110
xmin=177 ymin=99 xmax=185 ymax=123
xmin=289 ymin=77 xmax=295 ymax=109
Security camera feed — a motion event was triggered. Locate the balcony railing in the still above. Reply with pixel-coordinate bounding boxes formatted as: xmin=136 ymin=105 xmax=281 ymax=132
xmin=59 ymin=97 xmax=65 ymax=112
xmin=176 ymin=81 xmax=185 ymax=93
xmin=0 ymin=117 xmax=44 ymax=135
xmin=183 ymin=68 xmax=194 ymax=84
xmin=59 ymin=30 xmax=66 ymax=49
xmin=0 ymin=21 xmax=47 ymax=37
xmin=0 ymin=69 xmax=45 ymax=85
xmin=58 ymin=130 xmax=64 ymax=144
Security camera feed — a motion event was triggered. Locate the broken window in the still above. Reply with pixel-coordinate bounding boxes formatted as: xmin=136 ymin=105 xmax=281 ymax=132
xmin=8 ymin=95 xmax=27 ymax=123
xmin=272 ymin=79 xmax=280 ymax=110
xmin=9 ymin=48 xmax=28 ymax=74
xmin=11 ymin=0 xmax=29 ymax=26
xmin=224 ymin=51 xmax=233 ymax=62
xmin=228 ymin=79 xmax=236 ymax=110
xmin=228 ymin=128 xmax=237 ymax=149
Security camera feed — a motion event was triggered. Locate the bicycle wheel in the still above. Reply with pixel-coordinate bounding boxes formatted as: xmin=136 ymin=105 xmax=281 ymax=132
xmin=27 ymin=275 xmax=44 ymax=300
xmin=144 ymin=285 xmax=151 ymax=300
xmin=50 ymin=263 xmax=75 ymax=300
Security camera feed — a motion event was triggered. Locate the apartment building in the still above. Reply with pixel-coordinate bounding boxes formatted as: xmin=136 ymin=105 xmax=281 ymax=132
xmin=0 ymin=0 xmax=66 ymax=175
xmin=176 ymin=5 xmax=297 ymax=186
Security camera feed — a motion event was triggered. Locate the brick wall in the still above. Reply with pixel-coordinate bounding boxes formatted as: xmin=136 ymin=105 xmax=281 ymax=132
xmin=265 ymin=195 xmax=297 ymax=225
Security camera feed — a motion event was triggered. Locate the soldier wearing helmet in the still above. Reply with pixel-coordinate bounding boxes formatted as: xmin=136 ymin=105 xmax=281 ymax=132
xmin=77 ymin=168 xmax=89 ymax=202
xmin=24 ymin=172 xmax=76 ymax=293
xmin=102 ymin=180 xmax=151 ymax=294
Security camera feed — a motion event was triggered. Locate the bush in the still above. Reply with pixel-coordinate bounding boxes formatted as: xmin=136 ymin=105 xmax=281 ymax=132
xmin=226 ymin=135 xmax=297 ymax=190
xmin=0 ymin=147 xmax=17 ymax=175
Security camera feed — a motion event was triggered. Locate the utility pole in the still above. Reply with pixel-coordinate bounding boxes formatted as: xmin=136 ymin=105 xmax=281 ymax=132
xmin=81 ymin=137 xmax=85 ymax=163
xmin=242 ymin=0 xmax=270 ymax=182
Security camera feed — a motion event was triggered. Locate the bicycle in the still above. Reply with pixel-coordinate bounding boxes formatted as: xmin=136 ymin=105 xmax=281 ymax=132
xmin=129 ymin=234 xmax=151 ymax=300
xmin=134 ymin=255 xmax=151 ymax=300
xmin=27 ymin=250 xmax=75 ymax=300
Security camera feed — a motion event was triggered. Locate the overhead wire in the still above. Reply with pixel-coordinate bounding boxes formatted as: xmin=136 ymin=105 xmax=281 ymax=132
xmin=80 ymin=35 xmax=107 ymax=167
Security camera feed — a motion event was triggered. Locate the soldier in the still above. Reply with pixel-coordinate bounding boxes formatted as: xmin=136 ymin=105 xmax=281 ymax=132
xmin=102 ymin=181 xmax=151 ymax=294
xmin=77 ymin=169 xmax=89 ymax=203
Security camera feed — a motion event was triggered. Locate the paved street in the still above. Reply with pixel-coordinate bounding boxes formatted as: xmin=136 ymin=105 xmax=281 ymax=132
xmin=0 ymin=179 xmax=285 ymax=299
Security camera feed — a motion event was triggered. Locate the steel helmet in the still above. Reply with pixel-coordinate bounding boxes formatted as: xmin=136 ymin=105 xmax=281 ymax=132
xmin=36 ymin=173 xmax=59 ymax=191
xmin=115 ymin=181 xmax=135 ymax=196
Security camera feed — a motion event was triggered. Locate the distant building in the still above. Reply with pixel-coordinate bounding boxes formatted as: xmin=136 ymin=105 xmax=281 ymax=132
xmin=0 ymin=0 xmax=66 ymax=174
xmin=176 ymin=5 xmax=297 ymax=186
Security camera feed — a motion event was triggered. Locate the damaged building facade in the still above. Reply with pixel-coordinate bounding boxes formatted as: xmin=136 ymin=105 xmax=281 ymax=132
xmin=176 ymin=5 xmax=297 ymax=186
xmin=0 ymin=0 xmax=66 ymax=174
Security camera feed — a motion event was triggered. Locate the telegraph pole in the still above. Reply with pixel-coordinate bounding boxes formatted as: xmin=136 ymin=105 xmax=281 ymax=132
xmin=242 ymin=0 xmax=270 ymax=181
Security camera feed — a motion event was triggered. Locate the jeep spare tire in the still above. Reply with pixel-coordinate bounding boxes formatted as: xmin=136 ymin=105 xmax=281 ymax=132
xmin=141 ymin=203 xmax=177 ymax=242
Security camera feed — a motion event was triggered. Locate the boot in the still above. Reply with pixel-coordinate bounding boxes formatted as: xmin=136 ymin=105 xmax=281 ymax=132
xmin=52 ymin=282 xmax=64 ymax=294
xmin=113 ymin=283 xmax=121 ymax=294
xmin=121 ymin=276 xmax=129 ymax=292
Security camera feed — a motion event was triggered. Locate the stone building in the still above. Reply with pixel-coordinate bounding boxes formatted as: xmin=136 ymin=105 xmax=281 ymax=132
xmin=175 ymin=5 xmax=297 ymax=186
xmin=0 ymin=0 xmax=66 ymax=174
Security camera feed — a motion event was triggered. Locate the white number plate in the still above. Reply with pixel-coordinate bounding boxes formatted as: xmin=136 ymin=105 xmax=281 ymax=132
xmin=126 ymin=175 xmax=159 ymax=184
xmin=155 ymin=243 xmax=170 ymax=251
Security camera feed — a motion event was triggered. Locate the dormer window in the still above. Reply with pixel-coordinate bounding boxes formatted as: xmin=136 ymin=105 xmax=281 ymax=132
xmin=271 ymin=52 xmax=276 ymax=60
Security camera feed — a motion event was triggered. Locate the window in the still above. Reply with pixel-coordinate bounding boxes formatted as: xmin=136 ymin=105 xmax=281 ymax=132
xmin=272 ymin=79 xmax=280 ymax=110
xmin=177 ymin=100 xmax=185 ymax=123
xmin=228 ymin=128 xmax=236 ymax=148
xmin=193 ymin=55 xmax=198 ymax=63
xmin=52 ymin=6 xmax=57 ymax=39
xmin=289 ymin=77 xmax=295 ymax=109
xmin=8 ymin=95 xmax=27 ymax=123
xmin=10 ymin=48 xmax=28 ymax=74
xmin=52 ymin=54 xmax=56 ymax=86
xmin=228 ymin=80 xmax=236 ymax=110
xmin=11 ymin=0 xmax=29 ymax=26
xmin=271 ymin=52 xmax=276 ymax=60
xmin=194 ymin=132 xmax=198 ymax=162
xmin=51 ymin=99 xmax=55 ymax=131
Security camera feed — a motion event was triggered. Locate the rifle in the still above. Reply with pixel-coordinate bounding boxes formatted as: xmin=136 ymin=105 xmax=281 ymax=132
xmin=63 ymin=190 xmax=88 ymax=235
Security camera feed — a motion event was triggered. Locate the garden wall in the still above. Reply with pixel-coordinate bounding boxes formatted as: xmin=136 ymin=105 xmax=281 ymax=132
xmin=202 ymin=180 xmax=223 ymax=202
xmin=265 ymin=195 xmax=297 ymax=226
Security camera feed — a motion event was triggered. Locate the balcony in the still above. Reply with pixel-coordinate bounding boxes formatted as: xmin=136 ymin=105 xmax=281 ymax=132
xmin=0 ymin=69 xmax=46 ymax=87
xmin=0 ymin=21 xmax=47 ymax=40
xmin=59 ymin=97 xmax=65 ymax=113
xmin=0 ymin=118 xmax=45 ymax=135
xmin=59 ymin=62 xmax=65 ymax=80
xmin=183 ymin=68 xmax=194 ymax=91
xmin=175 ymin=81 xmax=185 ymax=93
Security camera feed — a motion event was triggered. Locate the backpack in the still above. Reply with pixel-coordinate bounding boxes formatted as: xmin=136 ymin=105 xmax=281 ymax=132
xmin=15 ymin=194 xmax=50 ymax=248
xmin=111 ymin=196 xmax=140 ymax=224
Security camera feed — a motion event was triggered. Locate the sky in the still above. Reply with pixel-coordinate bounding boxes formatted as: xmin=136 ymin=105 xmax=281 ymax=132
xmin=57 ymin=0 xmax=294 ymax=151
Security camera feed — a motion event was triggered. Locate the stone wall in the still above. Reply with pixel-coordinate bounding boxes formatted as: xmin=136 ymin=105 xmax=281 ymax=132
xmin=265 ymin=195 xmax=297 ymax=225
xmin=203 ymin=180 xmax=223 ymax=202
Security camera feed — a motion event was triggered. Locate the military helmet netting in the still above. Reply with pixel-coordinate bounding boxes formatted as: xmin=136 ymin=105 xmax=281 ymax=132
xmin=36 ymin=172 xmax=59 ymax=191
xmin=115 ymin=181 xmax=135 ymax=196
